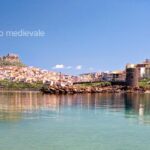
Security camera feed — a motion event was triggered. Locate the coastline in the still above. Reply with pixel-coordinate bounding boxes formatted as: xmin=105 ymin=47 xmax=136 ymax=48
xmin=0 ymin=84 xmax=150 ymax=94
xmin=0 ymin=81 xmax=149 ymax=94
xmin=41 ymin=85 xmax=150 ymax=94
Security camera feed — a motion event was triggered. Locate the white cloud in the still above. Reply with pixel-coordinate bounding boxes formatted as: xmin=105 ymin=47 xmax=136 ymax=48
xmin=52 ymin=64 xmax=64 ymax=69
xmin=52 ymin=64 xmax=82 ymax=70
xmin=76 ymin=65 xmax=82 ymax=70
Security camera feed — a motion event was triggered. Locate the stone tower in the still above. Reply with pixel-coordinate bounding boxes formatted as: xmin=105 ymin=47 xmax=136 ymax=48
xmin=126 ymin=64 xmax=139 ymax=88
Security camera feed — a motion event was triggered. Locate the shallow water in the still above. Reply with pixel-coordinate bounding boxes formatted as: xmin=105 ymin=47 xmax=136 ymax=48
xmin=0 ymin=91 xmax=150 ymax=150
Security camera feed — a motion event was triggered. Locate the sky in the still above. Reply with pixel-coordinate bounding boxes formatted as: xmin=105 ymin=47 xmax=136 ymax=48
xmin=0 ymin=0 xmax=150 ymax=75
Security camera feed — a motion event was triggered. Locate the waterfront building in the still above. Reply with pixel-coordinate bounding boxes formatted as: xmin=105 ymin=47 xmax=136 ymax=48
xmin=79 ymin=72 xmax=101 ymax=82
xmin=136 ymin=64 xmax=146 ymax=79
xmin=100 ymin=71 xmax=125 ymax=82
xmin=110 ymin=70 xmax=126 ymax=82
xmin=101 ymin=72 xmax=112 ymax=81
xmin=136 ymin=59 xmax=150 ymax=79
xmin=145 ymin=65 xmax=150 ymax=79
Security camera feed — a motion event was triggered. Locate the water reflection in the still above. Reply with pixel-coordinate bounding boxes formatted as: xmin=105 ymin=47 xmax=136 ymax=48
xmin=124 ymin=94 xmax=150 ymax=125
xmin=0 ymin=91 xmax=150 ymax=124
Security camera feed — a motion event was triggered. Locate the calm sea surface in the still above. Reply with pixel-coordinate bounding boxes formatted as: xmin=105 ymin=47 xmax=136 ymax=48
xmin=0 ymin=91 xmax=150 ymax=150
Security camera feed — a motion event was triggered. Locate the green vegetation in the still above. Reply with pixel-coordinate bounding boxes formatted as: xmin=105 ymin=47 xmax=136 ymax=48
xmin=0 ymin=79 xmax=44 ymax=90
xmin=74 ymin=81 xmax=111 ymax=87
xmin=0 ymin=60 xmax=25 ymax=67
xmin=139 ymin=78 xmax=150 ymax=89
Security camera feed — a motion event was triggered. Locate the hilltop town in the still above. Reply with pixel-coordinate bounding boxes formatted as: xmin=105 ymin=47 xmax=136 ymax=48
xmin=0 ymin=53 xmax=150 ymax=91
xmin=0 ymin=54 xmax=76 ymax=87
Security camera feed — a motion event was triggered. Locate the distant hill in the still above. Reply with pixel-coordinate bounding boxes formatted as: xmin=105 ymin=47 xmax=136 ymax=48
xmin=0 ymin=53 xmax=25 ymax=67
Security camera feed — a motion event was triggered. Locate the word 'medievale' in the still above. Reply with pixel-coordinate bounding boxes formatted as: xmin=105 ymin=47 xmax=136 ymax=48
xmin=0 ymin=29 xmax=45 ymax=37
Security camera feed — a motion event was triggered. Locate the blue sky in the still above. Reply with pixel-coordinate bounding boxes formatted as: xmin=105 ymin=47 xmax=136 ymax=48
xmin=0 ymin=0 xmax=150 ymax=75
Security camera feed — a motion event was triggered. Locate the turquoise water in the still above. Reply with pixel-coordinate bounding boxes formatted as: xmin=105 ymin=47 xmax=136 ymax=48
xmin=0 ymin=91 xmax=150 ymax=150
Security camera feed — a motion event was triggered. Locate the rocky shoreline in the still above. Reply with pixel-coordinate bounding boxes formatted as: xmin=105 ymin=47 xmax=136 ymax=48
xmin=41 ymin=85 xmax=150 ymax=94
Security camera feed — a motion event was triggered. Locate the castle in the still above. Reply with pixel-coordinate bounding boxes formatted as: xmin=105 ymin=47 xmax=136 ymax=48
xmin=0 ymin=53 xmax=20 ymax=63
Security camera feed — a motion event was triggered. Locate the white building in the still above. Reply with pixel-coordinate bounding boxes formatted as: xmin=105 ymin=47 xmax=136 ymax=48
xmin=145 ymin=65 xmax=150 ymax=78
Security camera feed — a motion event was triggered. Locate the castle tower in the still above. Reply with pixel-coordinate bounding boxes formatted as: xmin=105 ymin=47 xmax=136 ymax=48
xmin=126 ymin=64 xmax=139 ymax=88
xmin=3 ymin=53 xmax=20 ymax=63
